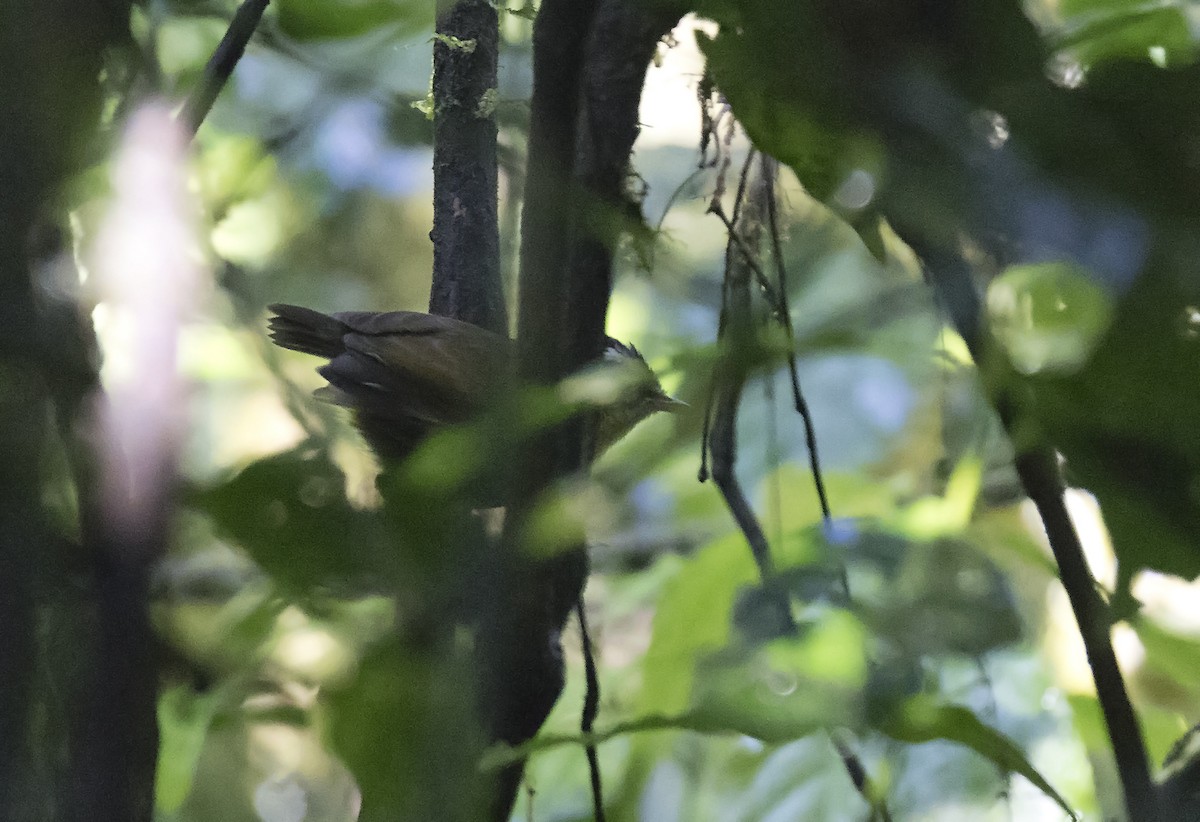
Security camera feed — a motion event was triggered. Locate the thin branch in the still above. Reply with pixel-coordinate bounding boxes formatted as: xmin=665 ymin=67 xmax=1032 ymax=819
xmin=762 ymin=156 xmax=885 ymax=817
xmin=181 ymin=0 xmax=271 ymax=136
xmin=1015 ymin=447 xmax=1158 ymax=820
xmin=701 ymin=149 xmax=757 ymax=479
xmin=906 ymin=234 xmax=1157 ymax=822
xmin=576 ymin=601 xmax=606 ymax=822
xmin=706 ymin=155 xmax=774 ymax=579
xmin=707 ymin=201 xmax=783 ymax=309
xmin=763 ymin=160 xmax=830 ymax=522
xmin=830 ymin=732 xmax=893 ymax=822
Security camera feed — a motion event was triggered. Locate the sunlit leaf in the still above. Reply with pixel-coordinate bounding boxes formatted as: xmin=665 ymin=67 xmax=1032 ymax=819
xmin=156 ymin=685 xmax=223 ymax=813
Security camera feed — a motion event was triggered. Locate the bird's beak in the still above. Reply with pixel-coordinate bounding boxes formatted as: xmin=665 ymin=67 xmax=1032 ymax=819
xmin=654 ymin=395 xmax=689 ymax=412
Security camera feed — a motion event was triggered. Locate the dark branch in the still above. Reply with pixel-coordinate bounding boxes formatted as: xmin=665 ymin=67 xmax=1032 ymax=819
xmin=483 ymin=1 xmax=602 ymax=816
xmin=569 ymin=0 xmax=682 ymax=368
xmin=568 ymin=6 xmax=682 ymax=813
xmin=181 ymin=0 xmax=270 ymax=136
xmin=907 ymin=233 xmax=1158 ymax=822
xmin=576 ymin=601 xmax=606 ymax=822
xmin=1014 ymin=447 xmax=1158 ymax=820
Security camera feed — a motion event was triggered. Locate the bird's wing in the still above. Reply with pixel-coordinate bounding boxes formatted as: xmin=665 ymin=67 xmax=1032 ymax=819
xmin=332 ymin=310 xmax=464 ymax=337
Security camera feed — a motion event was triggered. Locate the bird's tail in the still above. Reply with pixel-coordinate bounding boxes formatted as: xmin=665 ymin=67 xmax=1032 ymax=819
xmin=267 ymin=304 xmax=348 ymax=358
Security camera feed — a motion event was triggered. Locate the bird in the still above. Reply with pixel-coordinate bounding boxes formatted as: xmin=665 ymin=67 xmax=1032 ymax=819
xmin=267 ymin=304 xmax=683 ymax=467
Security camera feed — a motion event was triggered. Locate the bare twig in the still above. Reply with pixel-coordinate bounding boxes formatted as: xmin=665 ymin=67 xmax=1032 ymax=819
xmin=707 ymin=200 xmax=783 ymax=309
xmin=576 ymin=601 xmax=605 ymax=822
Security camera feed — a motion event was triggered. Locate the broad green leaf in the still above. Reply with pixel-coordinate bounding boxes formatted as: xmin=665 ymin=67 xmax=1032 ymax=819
xmin=876 ymin=695 xmax=1078 ymax=819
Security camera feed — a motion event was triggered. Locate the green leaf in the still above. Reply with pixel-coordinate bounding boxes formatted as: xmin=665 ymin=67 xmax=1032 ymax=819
xmin=876 ymin=695 xmax=1078 ymax=819
xmin=1132 ymin=617 xmax=1200 ymax=706
xmin=696 ymin=21 xmax=870 ymax=204
xmin=987 ymin=261 xmax=1115 ymax=376
xmin=688 ymin=617 xmax=866 ymax=741
xmin=276 ymin=0 xmax=428 ymax=40
xmin=155 ymin=685 xmax=223 ymax=813
xmin=858 ymin=537 xmax=1024 ymax=658
xmin=1055 ymin=7 xmax=1198 ymax=69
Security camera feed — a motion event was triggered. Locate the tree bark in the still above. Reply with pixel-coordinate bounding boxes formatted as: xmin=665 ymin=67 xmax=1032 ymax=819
xmin=430 ymin=0 xmax=506 ymax=335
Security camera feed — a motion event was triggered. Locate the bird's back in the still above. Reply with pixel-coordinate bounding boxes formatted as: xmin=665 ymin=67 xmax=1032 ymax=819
xmin=268 ymin=304 xmax=512 ymax=461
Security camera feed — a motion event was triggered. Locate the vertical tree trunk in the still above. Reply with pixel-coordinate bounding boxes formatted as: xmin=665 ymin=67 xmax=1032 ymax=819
xmin=430 ymin=0 xmax=505 ymax=335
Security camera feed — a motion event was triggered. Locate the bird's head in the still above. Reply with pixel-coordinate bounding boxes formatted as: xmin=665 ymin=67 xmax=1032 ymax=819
xmin=585 ymin=338 xmax=686 ymax=453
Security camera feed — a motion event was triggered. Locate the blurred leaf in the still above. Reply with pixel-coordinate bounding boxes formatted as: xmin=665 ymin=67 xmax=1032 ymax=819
xmin=861 ymin=537 xmax=1023 ymax=658
xmin=1028 ymin=270 xmax=1200 ymax=580
xmin=1070 ymin=693 xmax=1183 ymax=782
xmin=987 ymin=261 xmax=1114 ymax=375
xmin=276 ymin=0 xmax=427 ymax=40
xmin=1133 ymin=618 xmax=1200 ymax=693
xmin=1056 ymin=6 xmax=1198 ymax=69
xmin=325 ymin=639 xmax=483 ymax=821
xmin=689 ymin=616 xmax=866 ymax=741
xmin=156 ymin=685 xmax=223 ymax=813
xmin=191 ymin=443 xmax=397 ymax=595
xmin=156 ymin=583 xmax=283 ymax=676
xmin=876 ymin=695 xmax=1077 ymax=819
xmin=888 ymin=456 xmax=981 ymax=539
xmin=157 ymin=16 xmax=228 ymax=78
xmin=968 ymin=506 xmax=1059 ymax=577
xmin=195 ymin=134 xmax=278 ymax=210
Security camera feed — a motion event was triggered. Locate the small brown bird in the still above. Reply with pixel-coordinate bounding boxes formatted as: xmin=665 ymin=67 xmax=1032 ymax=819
xmin=267 ymin=304 xmax=682 ymax=464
